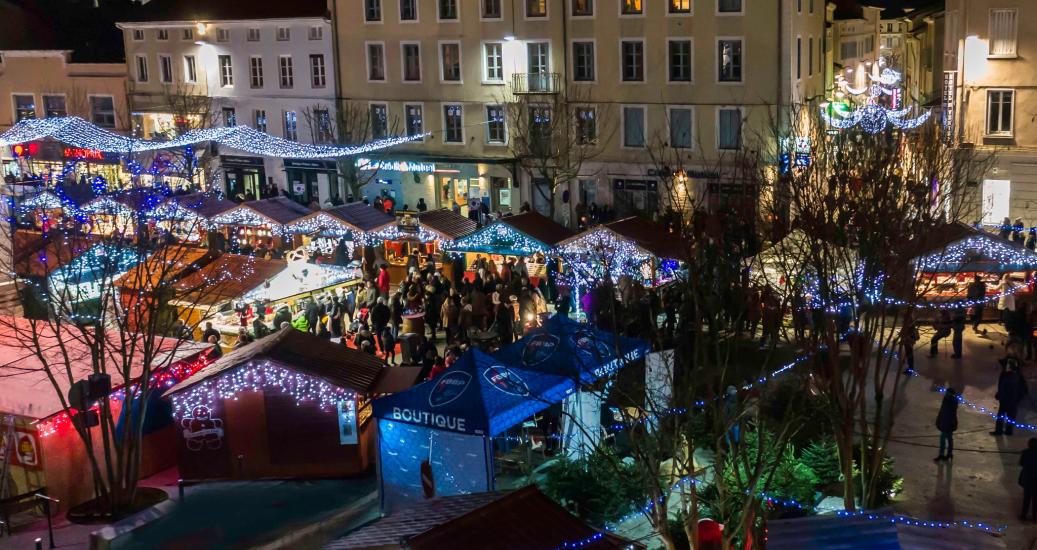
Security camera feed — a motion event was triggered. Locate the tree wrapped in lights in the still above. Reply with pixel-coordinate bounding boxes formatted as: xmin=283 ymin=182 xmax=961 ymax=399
xmin=0 ymin=186 xmax=256 ymax=517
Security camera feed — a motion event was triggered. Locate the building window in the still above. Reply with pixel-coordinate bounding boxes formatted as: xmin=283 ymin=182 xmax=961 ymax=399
xmin=157 ymin=29 xmax=169 ymax=41
xmin=132 ymin=29 xmax=144 ymax=41
xmin=182 ymin=28 xmax=193 ymax=40
xmin=218 ymin=55 xmax=233 ymax=87
xmin=621 ymin=40 xmax=644 ymax=82
xmin=222 ymin=107 xmax=236 ymax=127
xmin=669 ymin=107 xmax=692 ymax=148
xmin=529 ymin=106 xmax=552 ymax=153
xmin=809 ymin=0 xmax=814 ymax=13
xmin=279 ymin=56 xmax=294 ymax=88
xmin=989 ymin=9 xmax=1018 ymax=57
xmin=368 ymin=43 xmax=386 ymax=81
xmin=135 ymin=55 xmax=149 ymax=82
xmin=310 ymin=54 xmax=327 ymax=88
xmin=283 ymin=111 xmax=298 ymax=140
xmin=370 ymin=104 xmax=388 ymax=139
xmin=796 ymin=37 xmax=802 ymax=79
xmin=482 ymin=0 xmax=502 ymax=18
xmin=575 ymin=106 xmax=596 ymax=144
xmin=440 ymin=42 xmax=461 ymax=82
xmin=808 ymin=37 xmax=814 ymax=76
xmin=314 ymin=108 xmax=333 ymax=143
xmin=669 ymin=0 xmax=690 ymax=14
xmin=573 ymin=0 xmax=593 ymax=16
xmin=216 ymin=28 xmax=230 ymax=42
xmin=573 ymin=41 xmax=595 ymax=81
xmin=484 ymin=43 xmax=504 ymax=82
xmin=90 ymin=96 xmax=116 ymax=128
xmin=621 ymin=0 xmax=642 ymax=15
xmin=159 ymin=54 xmax=173 ymax=83
xmin=718 ymin=0 xmax=741 ymax=13
xmin=987 ymin=89 xmax=1014 ymax=136
xmin=309 ymin=26 xmax=323 ymax=40
xmin=403 ymin=43 xmax=421 ymax=81
xmin=184 ymin=55 xmax=197 ymax=83
xmin=444 ymin=104 xmax=463 ymax=143
xmin=405 ymin=104 xmax=424 ymax=137
xmin=277 ymin=27 xmax=290 ymax=41
xmin=250 ymin=56 xmax=264 ymax=88
xmin=718 ymin=39 xmax=742 ymax=82
xmin=42 ymin=95 xmax=66 ymax=118
xmin=439 ymin=0 xmax=458 ymax=20
xmin=366 ymin=0 xmax=382 ymax=22
xmin=622 ymin=106 xmax=645 ymax=147
xmin=254 ymin=109 xmax=267 ymax=133
xmin=840 ymin=40 xmax=859 ymax=61
xmin=797 ymin=0 xmax=801 ymax=13
xmin=486 ymin=105 xmax=506 ymax=143
xmin=247 ymin=28 xmax=260 ymax=42
xmin=718 ymin=107 xmax=741 ymax=149
xmin=401 ymin=0 xmax=418 ymax=20
xmin=13 ymin=95 xmax=35 ymax=121
xmin=668 ymin=40 xmax=692 ymax=82
xmin=527 ymin=0 xmax=547 ymax=17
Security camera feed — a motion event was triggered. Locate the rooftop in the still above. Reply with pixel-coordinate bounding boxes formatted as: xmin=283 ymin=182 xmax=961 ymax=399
xmin=120 ymin=0 xmax=329 ymax=23
xmin=501 ymin=211 xmax=574 ymax=248
xmin=416 ymin=209 xmax=478 ymax=241
xmin=172 ymin=253 xmax=286 ymax=306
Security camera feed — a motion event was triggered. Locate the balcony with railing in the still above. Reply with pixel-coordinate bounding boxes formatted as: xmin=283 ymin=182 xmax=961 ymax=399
xmin=511 ymin=72 xmax=561 ymax=94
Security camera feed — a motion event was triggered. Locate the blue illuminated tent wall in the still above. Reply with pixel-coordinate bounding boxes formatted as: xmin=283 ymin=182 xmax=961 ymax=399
xmin=372 ymin=349 xmax=575 ymax=512
xmin=493 ymin=314 xmax=651 ymax=386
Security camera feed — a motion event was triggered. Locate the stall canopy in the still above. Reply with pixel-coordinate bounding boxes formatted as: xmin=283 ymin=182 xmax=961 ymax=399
xmin=211 ymin=197 xmax=314 ymax=229
xmin=910 ymin=223 xmax=1037 ymax=274
xmin=373 ymin=208 xmax=477 ymax=244
xmin=152 ymin=192 xmax=237 ymax=222
xmin=494 ymin=314 xmax=650 ymax=386
xmin=80 ymin=188 xmax=167 ymax=217
xmin=372 ymin=348 xmax=575 ymax=437
xmin=13 ymin=230 xmax=99 ymax=278
xmin=114 ymin=245 xmax=212 ymax=293
xmin=606 ymin=217 xmax=684 ymax=260
xmin=284 ymin=202 xmax=396 ymax=238
xmin=557 ymin=217 xmax=683 ymax=286
xmin=448 ymin=212 xmax=574 ymax=256
xmin=171 ymin=253 xmax=286 ymax=307
xmin=241 ymin=261 xmax=360 ymax=304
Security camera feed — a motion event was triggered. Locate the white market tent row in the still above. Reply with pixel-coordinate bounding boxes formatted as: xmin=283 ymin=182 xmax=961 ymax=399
xmin=0 ymin=116 xmax=426 ymax=159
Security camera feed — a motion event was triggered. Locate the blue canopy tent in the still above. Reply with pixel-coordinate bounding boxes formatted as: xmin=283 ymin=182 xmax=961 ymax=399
xmin=372 ymin=349 xmax=575 ymax=512
xmin=493 ymin=314 xmax=650 ymax=386
xmin=494 ymin=314 xmax=650 ymax=458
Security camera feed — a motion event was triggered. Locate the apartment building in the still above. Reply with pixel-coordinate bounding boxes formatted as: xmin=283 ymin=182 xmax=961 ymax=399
xmin=118 ymin=0 xmax=339 ymax=205
xmin=943 ymin=0 xmax=1037 ymax=225
xmin=334 ymin=0 xmax=825 ymax=223
xmin=0 ymin=1 xmax=129 ymax=185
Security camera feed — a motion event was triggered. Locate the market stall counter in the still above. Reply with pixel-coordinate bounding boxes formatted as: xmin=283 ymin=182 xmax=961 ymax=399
xmin=210 ymin=197 xmax=313 ymax=255
xmin=448 ymin=211 xmax=573 ymax=287
xmin=371 ymin=208 xmax=477 ymax=285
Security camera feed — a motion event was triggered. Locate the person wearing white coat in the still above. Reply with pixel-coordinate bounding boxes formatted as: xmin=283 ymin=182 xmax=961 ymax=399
xmin=998 ymin=274 xmax=1017 ymax=315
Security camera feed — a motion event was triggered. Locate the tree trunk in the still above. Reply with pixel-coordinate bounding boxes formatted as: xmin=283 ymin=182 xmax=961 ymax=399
xmin=835 ymin=426 xmax=856 ymax=511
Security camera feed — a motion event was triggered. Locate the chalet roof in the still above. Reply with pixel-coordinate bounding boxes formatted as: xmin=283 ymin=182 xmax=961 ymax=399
xmin=172 ymin=253 xmax=285 ymax=306
xmin=120 ymin=0 xmax=329 ymax=23
xmin=327 ymin=486 xmax=641 ymax=550
xmin=167 ymin=328 xmax=386 ymax=396
xmin=604 ymin=217 xmax=684 ymax=259
xmin=501 ymin=212 xmax=574 ymax=247
xmin=416 ymin=209 xmax=477 ymax=241
xmin=241 ymin=197 xmax=315 ymax=226
xmin=165 ymin=192 xmax=238 ymax=220
xmin=13 ymin=231 xmax=99 ymax=278
xmin=114 ymin=246 xmax=212 ymax=292
xmin=0 ymin=316 xmax=211 ymax=419
xmin=289 ymin=203 xmax=396 ymax=235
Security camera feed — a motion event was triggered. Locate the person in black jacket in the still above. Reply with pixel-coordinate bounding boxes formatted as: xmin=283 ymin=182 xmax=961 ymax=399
xmin=966 ymin=275 xmax=987 ymax=332
xmin=950 ymin=306 xmax=966 ymax=359
xmin=993 ymin=360 xmax=1029 ymax=436
xmin=934 ymin=388 xmax=959 ymax=461
xmin=494 ymin=295 xmax=514 ymax=345
xmin=1020 ymin=438 xmax=1037 ymax=521
xmin=304 ymin=299 xmax=320 ymax=335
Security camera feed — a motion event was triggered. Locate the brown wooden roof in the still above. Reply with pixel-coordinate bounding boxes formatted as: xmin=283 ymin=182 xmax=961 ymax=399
xmin=172 ymin=253 xmax=285 ymax=306
xmin=605 ymin=217 xmax=684 ymax=260
xmin=501 ymin=212 xmax=575 ymax=247
xmin=292 ymin=203 xmax=396 ymax=234
xmin=13 ymin=231 xmax=99 ymax=278
xmin=417 ymin=209 xmax=478 ymax=241
xmin=167 ymin=327 xmax=386 ymax=396
xmin=115 ymin=246 xmax=213 ymax=292
xmin=167 ymin=192 xmax=238 ymax=219
xmin=242 ymin=197 xmax=314 ymax=225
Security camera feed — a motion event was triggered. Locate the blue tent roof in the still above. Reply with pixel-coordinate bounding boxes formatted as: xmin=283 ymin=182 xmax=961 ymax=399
xmin=372 ymin=349 xmax=575 ymax=437
xmin=493 ymin=314 xmax=651 ymax=386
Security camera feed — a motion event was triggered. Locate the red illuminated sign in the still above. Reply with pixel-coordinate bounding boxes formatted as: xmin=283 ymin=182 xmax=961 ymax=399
xmin=63 ymin=147 xmax=106 ymax=161
xmin=11 ymin=143 xmax=39 ymax=157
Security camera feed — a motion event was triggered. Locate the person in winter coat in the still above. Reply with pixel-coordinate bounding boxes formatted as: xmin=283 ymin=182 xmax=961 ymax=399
xmin=993 ymin=359 xmax=1029 ymax=435
xmin=1020 ymin=438 xmax=1037 ymax=521
xmin=494 ymin=293 xmax=514 ymax=345
xmin=360 ymin=280 xmax=379 ymax=310
xmin=377 ymin=264 xmax=391 ymax=297
xmin=441 ymin=293 xmax=460 ymax=344
xmin=934 ymin=388 xmax=959 ymax=461
xmin=304 ymin=299 xmax=320 ymax=335
xmin=272 ymin=306 xmax=292 ymax=331
xmin=999 ymin=274 xmax=1017 ymax=322
xmin=967 ymin=275 xmax=988 ymax=332
xmin=381 ymin=326 xmax=396 ymax=365
xmin=370 ymin=297 xmax=391 ymax=352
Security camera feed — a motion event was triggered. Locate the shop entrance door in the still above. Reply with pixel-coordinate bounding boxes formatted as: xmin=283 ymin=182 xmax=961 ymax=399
xmin=242 ymin=171 xmax=262 ymax=201
xmin=290 ymin=170 xmax=320 ymax=205
xmin=614 ymin=179 xmax=658 ymax=219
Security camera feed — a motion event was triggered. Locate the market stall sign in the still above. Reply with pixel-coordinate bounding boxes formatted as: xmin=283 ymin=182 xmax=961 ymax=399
xmin=63 ymin=147 xmax=106 ymax=161
xmin=355 ymin=157 xmax=435 ymax=173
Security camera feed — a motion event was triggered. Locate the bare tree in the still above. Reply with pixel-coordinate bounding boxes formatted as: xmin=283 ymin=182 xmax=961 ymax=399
xmin=303 ymin=101 xmax=400 ymax=202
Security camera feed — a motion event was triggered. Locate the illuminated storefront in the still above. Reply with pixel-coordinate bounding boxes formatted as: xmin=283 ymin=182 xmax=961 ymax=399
xmin=354 ymin=156 xmax=513 ymax=216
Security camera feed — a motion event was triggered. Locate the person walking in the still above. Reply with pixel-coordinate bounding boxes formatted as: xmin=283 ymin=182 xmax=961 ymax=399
xmin=934 ymin=388 xmax=959 ymax=461
xmin=377 ymin=264 xmax=391 ymax=298
xmin=371 ymin=297 xmax=391 ymax=355
xmin=1020 ymin=438 xmax=1037 ymax=521
xmin=950 ymin=306 xmax=966 ymax=359
xmin=381 ymin=326 xmax=397 ymax=365
xmin=929 ymin=310 xmax=952 ymax=358
xmin=993 ymin=359 xmax=1029 ymax=436
xmin=966 ymin=275 xmax=987 ymax=332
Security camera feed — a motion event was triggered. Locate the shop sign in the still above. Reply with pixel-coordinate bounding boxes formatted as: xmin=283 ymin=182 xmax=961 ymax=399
xmin=375 ymin=178 xmax=392 ymax=185
xmin=2 ymin=429 xmax=41 ymax=469
xmin=499 ymin=188 xmax=511 ymax=207
xmin=355 ymin=157 xmax=435 ymax=173
xmin=292 ymin=182 xmax=306 ymax=194
xmin=284 ymin=159 xmax=337 ymax=171
xmin=483 ymin=366 xmax=531 ymax=397
xmin=221 ymin=155 xmax=265 ymax=168
xmin=63 ymin=147 xmax=106 ymax=161
xmin=613 ymin=179 xmax=657 ymax=191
